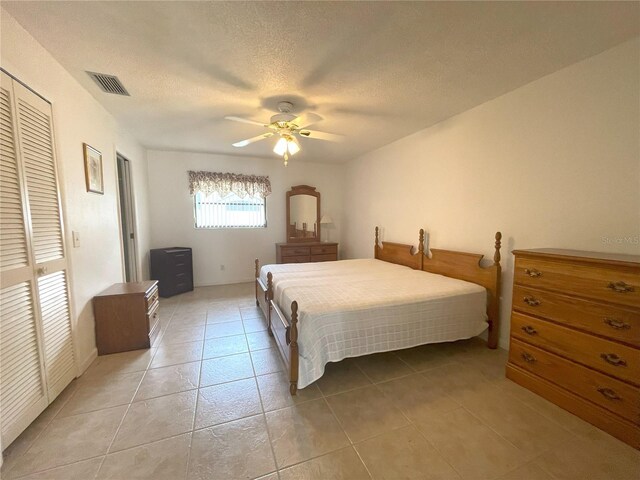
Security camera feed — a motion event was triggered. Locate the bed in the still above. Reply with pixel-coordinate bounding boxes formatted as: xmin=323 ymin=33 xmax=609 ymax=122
xmin=255 ymin=227 xmax=502 ymax=394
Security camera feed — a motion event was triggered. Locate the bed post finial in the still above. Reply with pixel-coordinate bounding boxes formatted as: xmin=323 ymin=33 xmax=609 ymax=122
xmin=254 ymin=259 xmax=259 ymax=278
xmin=418 ymin=229 xmax=425 ymax=254
xmin=289 ymin=301 xmax=299 ymax=395
xmin=266 ymin=272 xmax=273 ymax=301
xmin=494 ymin=232 xmax=502 ymax=265
xmin=374 ymin=226 xmax=380 ymax=258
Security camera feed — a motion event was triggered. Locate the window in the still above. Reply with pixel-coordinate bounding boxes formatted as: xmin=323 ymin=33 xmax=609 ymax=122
xmin=194 ymin=191 xmax=266 ymax=228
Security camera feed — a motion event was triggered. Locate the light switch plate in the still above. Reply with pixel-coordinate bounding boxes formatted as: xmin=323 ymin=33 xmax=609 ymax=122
xmin=72 ymin=231 xmax=80 ymax=248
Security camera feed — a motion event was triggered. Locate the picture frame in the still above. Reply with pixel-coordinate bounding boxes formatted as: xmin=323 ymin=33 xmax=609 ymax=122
xmin=83 ymin=143 xmax=104 ymax=194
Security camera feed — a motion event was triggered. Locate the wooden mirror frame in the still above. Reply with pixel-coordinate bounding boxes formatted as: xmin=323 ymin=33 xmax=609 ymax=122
xmin=286 ymin=185 xmax=321 ymax=243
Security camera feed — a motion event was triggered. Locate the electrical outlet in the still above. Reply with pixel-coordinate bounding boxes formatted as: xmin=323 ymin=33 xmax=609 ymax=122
xmin=220 ymin=264 xmax=225 ymax=271
xmin=72 ymin=231 xmax=80 ymax=248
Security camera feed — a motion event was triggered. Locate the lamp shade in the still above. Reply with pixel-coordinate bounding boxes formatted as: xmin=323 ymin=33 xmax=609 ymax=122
xmin=320 ymin=214 xmax=333 ymax=224
xmin=273 ymin=137 xmax=288 ymax=156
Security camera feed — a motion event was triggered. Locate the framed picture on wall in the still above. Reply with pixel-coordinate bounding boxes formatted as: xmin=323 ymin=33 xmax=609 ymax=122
xmin=83 ymin=143 xmax=104 ymax=194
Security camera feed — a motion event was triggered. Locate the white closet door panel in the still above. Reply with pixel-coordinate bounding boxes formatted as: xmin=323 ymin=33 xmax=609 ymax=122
xmin=15 ymin=95 xmax=63 ymax=265
xmin=0 ymin=81 xmax=29 ymax=278
xmin=0 ymin=281 xmax=48 ymax=447
xmin=37 ymin=271 xmax=75 ymax=397
xmin=12 ymin=80 xmax=76 ymax=401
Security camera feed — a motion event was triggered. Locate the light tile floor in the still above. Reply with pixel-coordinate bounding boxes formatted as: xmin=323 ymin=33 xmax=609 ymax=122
xmin=2 ymin=283 xmax=639 ymax=480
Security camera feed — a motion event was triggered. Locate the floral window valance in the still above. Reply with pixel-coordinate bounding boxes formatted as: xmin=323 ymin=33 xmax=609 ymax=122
xmin=188 ymin=170 xmax=272 ymax=199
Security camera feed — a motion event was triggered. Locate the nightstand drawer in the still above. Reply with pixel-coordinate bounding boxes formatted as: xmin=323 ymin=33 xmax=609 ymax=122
xmin=145 ymin=285 xmax=159 ymax=311
xmin=311 ymin=245 xmax=337 ymax=255
xmin=513 ymin=285 xmax=640 ymax=347
xmin=512 ymin=312 xmax=640 ymax=386
xmin=510 ymin=339 xmax=639 ymax=424
xmin=280 ymin=246 xmax=311 ymax=257
xmin=515 ymin=257 xmax=639 ymax=308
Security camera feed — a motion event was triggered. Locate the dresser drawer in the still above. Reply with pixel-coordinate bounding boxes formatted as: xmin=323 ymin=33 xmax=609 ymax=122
xmin=515 ymin=257 xmax=639 ymax=308
xmin=310 ymin=253 xmax=337 ymax=262
xmin=311 ymin=245 xmax=337 ymax=255
xmin=513 ymin=285 xmax=640 ymax=347
xmin=510 ymin=339 xmax=640 ymax=424
xmin=281 ymin=255 xmax=311 ymax=264
xmin=512 ymin=312 xmax=640 ymax=386
xmin=280 ymin=246 xmax=311 ymax=257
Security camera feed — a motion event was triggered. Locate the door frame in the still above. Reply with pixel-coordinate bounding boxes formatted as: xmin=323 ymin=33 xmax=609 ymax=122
xmin=116 ymin=153 xmax=138 ymax=282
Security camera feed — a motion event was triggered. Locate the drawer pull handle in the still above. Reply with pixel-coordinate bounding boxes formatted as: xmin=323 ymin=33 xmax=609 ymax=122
xmin=521 ymin=352 xmax=536 ymax=364
xmin=524 ymin=268 xmax=542 ymax=278
xmin=523 ymin=296 xmax=541 ymax=307
xmin=603 ymin=318 xmax=631 ymax=330
xmin=521 ymin=325 xmax=538 ymax=335
xmin=597 ymin=387 xmax=622 ymax=401
xmin=607 ymin=281 xmax=635 ymax=294
xmin=600 ymin=353 xmax=627 ymax=367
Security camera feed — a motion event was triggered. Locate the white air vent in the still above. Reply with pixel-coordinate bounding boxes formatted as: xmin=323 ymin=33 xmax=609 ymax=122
xmin=86 ymin=71 xmax=130 ymax=96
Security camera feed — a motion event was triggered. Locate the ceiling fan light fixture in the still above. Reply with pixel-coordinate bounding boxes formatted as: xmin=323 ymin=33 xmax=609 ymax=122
xmin=232 ymin=140 xmax=250 ymax=147
xmin=287 ymin=139 xmax=300 ymax=156
xmin=273 ymin=137 xmax=288 ymax=156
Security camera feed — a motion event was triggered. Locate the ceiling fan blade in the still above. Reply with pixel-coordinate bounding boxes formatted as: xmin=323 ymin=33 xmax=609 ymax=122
xmin=298 ymin=129 xmax=343 ymax=142
xmin=225 ymin=116 xmax=268 ymax=127
xmin=232 ymin=132 xmax=274 ymax=147
xmin=291 ymin=112 xmax=322 ymax=129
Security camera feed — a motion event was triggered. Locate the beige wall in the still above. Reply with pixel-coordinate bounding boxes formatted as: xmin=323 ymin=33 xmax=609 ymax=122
xmin=1 ymin=9 xmax=152 ymax=372
xmin=147 ymin=150 xmax=345 ymax=286
xmin=343 ymin=38 xmax=640 ymax=348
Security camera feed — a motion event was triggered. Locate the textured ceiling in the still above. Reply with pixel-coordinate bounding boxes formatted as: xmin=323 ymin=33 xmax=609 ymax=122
xmin=3 ymin=1 xmax=639 ymax=163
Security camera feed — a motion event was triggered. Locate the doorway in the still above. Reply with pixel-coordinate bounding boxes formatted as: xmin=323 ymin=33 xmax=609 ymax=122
xmin=117 ymin=154 xmax=138 ymax=282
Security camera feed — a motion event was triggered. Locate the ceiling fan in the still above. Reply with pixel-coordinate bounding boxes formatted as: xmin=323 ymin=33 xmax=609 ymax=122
xmin=226 ymin=101 xmax=342 ymax=165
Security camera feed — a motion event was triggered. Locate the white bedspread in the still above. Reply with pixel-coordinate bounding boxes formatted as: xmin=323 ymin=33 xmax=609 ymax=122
xmin=260 ymin=259 xmax=487 ymax=389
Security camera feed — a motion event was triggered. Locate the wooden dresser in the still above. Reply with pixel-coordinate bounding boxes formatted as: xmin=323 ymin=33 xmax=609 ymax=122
xmin=506 ymin=249 xmax=640 ymax=449
xmin=276 ymin=242 xmax=338 ymax=264
xmin=150 ymin=247 xmax=194 ymax=297
xmin=93 ymin=281 xmax=160 ymax=355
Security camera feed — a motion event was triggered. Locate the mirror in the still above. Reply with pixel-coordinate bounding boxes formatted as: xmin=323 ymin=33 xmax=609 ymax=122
xmin=286 ymin=185 xmax=321 ymax=242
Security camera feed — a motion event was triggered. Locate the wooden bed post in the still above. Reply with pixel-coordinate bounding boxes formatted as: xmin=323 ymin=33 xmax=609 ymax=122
xmin=254 ymin=259 xmax=260 ymax=306
xmin=418 ymin=229 xmax=425 ymax=270
xmin=487 ymin=232 xmax=502 ymax=349
xmin=289 ymin=301 xmax=299 ymax=396
xmin=374 ymin=226 xmax=379 ymax=258
xmin=266 ymin=272 xmax=274 ymax=336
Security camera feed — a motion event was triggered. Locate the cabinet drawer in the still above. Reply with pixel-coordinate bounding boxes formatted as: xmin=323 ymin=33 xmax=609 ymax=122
xmin=513 ymin=285 xmax=640 ymax=347
xmin=280 ymin=246 xmax=311 ymax=257
xmin=145 ymin=286 xmax=159 ymax=311
xmin=310 ymin=253 xmax=337 ymax=262
xmin=514 ymin=257 xmax=639 ymax=308
xmin=509 ymin=339 xmax=640 ymax=424
xmin=281 ymin=255 xmax=310 ymax=264
xmin=168 ymin=252 xmax=191 ymax=267
xmin=512 ymin=312 xmax=640 ymax=386
xmin=310 ymin=245 xmax=337 ymax=255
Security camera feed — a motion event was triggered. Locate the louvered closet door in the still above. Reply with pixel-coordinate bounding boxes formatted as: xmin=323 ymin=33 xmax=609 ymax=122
xmin=12 ymin=80 xmax=76 ymax=401
xmin=0 ymin=72 xmax=49 ymax=448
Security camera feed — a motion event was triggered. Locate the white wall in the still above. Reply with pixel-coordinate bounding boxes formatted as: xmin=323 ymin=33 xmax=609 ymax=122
xmin=343 ymin=38 xmax=640 ymax=349
xmin=1 ymin=9 xmax=152 ymax=372
xmin=147 ymin=150 xmax=345 ymax=286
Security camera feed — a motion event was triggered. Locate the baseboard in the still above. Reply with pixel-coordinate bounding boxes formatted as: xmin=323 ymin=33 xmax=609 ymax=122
xmin=76 ymin=348 xmax=98 ymax=377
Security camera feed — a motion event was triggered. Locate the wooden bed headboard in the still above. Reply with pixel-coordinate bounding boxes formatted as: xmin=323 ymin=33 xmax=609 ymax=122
xmin=374 ymin=226 xmax=502 ymax=349
xmin=374 ymin=226 xmax=423 ymax=270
